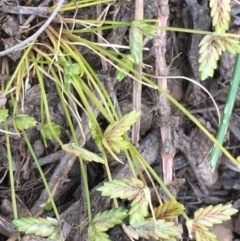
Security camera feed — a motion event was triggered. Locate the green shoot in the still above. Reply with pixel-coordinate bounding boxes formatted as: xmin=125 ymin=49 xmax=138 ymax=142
xmin=64 ymin=60 xmax=83 ymax=92
xmin=209 ymin=54 xmax=240 ymax=170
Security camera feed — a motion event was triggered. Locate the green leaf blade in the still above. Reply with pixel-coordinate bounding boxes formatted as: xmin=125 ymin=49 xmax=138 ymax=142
xmin=13 ymin=217 xmax=61 ymax=240
xmin=0 ymin=109 xmax=8 ymax=123
xmin=97 ymin=178 xmax=143 ymax=200
xmin=40 ymin=122 xmax=61 ymax=140
xmin=14 ymin=114 xmax=37 ymax=130
xmin=115 ymin=55 xmax=134 ymax=81
xmin=128 ymin=218 xmax=182 ymax=240
xmin=129 ymin=21 xmax=144 ymax=64
xmin=92 ymin=207 xmax=128 ymax=232
xmin=194 ymin=204 xmax=238 ymax=227
xmin=62 ymin=143 xmax=105 ymax=164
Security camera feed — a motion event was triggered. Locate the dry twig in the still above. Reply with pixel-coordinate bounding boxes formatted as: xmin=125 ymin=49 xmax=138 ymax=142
xmin=154 ymin=0 xmax=175 ymax=184
xmin=0 ymin=5 xmax=52 ymax=17
xmin=0 ymin=0 xmax=64 ymax=57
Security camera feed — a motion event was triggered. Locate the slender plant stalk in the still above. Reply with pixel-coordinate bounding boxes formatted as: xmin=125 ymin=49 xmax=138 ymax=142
xmin=101 ymin=148 xmax=119 ymax=207
xmin=37 ymin=55 xmax=48 ymax=147
xmin=132 ymin=0 xmax=143 ymax=145
xmin=51 ymin=69 xmax=92 ymax=222
xmin=128 ymin=148 xmax=145 ymax=182
xmin=4 ymin=118 xmax=18 ymax=219
xmin=130 ymin=144 xmax=189 ymax=220
xmin=47 ymin=26 xmax=117 ymax=122
xmin=125 ymin=149 xmax=138 ymax=179
xmin=209 ymin=54 xmax=240 ymax=170
xmin=59 ymin=0 xmax=114 ymax=11
xmin=77 ymin=50 xmax=118 ymax=121
xmin=5 ymin=44 xmax=33 ymax=93
xmin=33 ymin=50 xmax=93 ymax=221
xmin=59 ymin=20 xmax=215 ymax=36
xmin=35 ymin=66 xmax=63 ymax=146
xmin=21 ymin=130 xmax=60 ymax=220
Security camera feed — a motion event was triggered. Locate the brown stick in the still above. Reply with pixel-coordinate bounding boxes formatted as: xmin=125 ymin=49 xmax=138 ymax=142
xmin=0 ymin=6 xmax=52 ymax=17
xmin=0 ymin=0 xmax=64 ymax=57
xmin=0 ymin=214 xmax=16 ymax=237
xmin=22 ymin=0 xmax=52 ymax=27
xmin=154 ymin=0 xmax=175 ymax=184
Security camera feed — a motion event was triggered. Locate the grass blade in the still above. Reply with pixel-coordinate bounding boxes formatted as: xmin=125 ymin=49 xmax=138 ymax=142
xmin=209 ymin=53 xmax=240 ymax=170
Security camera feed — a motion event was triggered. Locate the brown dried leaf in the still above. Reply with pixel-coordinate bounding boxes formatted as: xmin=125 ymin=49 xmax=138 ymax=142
xmin=153 ymin=201 xmax=185 ymax=221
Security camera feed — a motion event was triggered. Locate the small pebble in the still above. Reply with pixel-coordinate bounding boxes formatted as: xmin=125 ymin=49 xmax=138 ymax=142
xmin=33 ymin=140 xmax=45 ymax=158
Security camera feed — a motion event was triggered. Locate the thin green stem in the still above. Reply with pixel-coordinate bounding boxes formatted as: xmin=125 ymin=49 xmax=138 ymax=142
xmin=57 ymin=20 xmax=215 ymax=36
xmin=50 ymin=67 xmax=92 ymax=222
xmin=57 ymin=0 xmax=115 ymax=11
xmin=47 ymin=26 xmax=117 ymax=123
xmin=79 ymin=157 xmax=92 ymax=221
xmin=131 ymin=144 xmax=189 ymax=220
xmin=35 ymin=65 xmax=63 ymax=146
xmin=4 ymin=118 xmax=18 ymax=219
xmin=21 ymin=130 xmax=60 ymax=220
xmin=125 ymin=149 xmax=138 ymax=179
xmin=77 ymin=51 xmax=119 ymax=121
xmin=51 ymin=70 xmax=76 ymax=137
xmin=209 ymin=54 xmax=240 ymax=170
xmin=101 ymin=147 xmax=118 ymax=207
xmin=5 ymin=44 xmax=33 ymax=93
xmin=37 ymin=55 xmax=48 ymax=147
xmin=76 ymin=78 xmax=113 ymax=122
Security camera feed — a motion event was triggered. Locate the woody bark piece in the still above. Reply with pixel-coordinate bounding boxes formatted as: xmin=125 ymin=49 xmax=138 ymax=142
xmin=21 ymin=0 xmax=52 ymax=27
xmin=0 ymin=214 xmax=16 ymax=237
xmin=154 ymin=0 xmax=175 ymax=184
xmin=132 ymin=0 xmax=144 ymax=145
xmin=0 ymin=5 xmax=52 ymax=17
xmin=0 ymin=0 xmax=65 ymax=57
